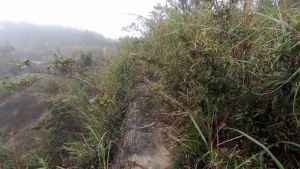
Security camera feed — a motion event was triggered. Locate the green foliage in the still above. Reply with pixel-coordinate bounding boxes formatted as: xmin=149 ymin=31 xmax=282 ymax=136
xmin=34 ymin=99 xmax=81 ymax=137
xmin=38 ymin=77 xmax=62 ymax=93
xmin=0 ymin=124 xmax=9 ymax=137
xmin=134 ymin=0 xmax=300 ymax=168
xmin=25 ymin=40 xmax=137 ymax=168
xmin=12 ymin=110 xmax=19 ymax=117
xmin=47 ymin=50 xmax=76 ymax=75
xmin=0 ymin=145 xmax=14 ymax=169
xmin=34 ymin=154 xmax=50 ymax=169
xmin=77 ymin=52 xmax=93 ymax=67
xmin=0 ymin=28 xmax=122 ymax=169
xmin=62 ymin=126 xmax=113 ymax=169
xmin=57 ymin=40 xmax=136 ymax=168
xmin=31 ymin=98 xmax=82 ymax=167
xmin=1 ymin=74 xmax=36 ymax=90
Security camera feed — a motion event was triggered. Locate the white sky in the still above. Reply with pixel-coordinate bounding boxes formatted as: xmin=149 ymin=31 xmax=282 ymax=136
xmin=0 ymin=0 xmax=166 ymax=39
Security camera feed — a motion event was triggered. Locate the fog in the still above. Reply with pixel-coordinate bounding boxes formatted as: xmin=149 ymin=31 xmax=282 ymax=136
xmin=0 ymin=21 xmax=117 ymax=69
xmin=0 ymin=0 xmax=166 ymax=39
xmin=0 ymin=0 xmax=166 ymax=70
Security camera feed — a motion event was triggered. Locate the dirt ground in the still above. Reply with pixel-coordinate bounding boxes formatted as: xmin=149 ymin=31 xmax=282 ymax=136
xmin=0 ymin=88 xmax=48 ymax=149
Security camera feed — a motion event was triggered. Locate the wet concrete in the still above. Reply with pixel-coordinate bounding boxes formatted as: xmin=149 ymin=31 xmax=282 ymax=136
xmin=114 ymin=82 xmax=173 ymax=169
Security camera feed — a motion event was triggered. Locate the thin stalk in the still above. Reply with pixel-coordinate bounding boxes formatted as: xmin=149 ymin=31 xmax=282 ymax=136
xmin=227 ymin=128 xmax=284 ymax=169
xmin=293 ymin=82 xmax=300 ymax=131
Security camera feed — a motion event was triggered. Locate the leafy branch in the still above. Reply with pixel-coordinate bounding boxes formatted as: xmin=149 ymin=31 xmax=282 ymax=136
xmin=1 ymin=51 xmax=102 ymax=93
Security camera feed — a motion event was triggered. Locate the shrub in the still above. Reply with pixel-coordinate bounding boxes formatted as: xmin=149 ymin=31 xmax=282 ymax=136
xmin=77 ymin=52 xmax=92 ymax=67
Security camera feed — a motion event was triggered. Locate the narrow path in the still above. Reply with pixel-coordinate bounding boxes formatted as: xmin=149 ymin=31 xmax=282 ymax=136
xmin=114 ymin=82 xmax=173 ymax=169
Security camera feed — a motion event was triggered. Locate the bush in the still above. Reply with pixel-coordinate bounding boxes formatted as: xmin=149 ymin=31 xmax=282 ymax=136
xmin=78 ymin=52 xmax=92 ymax=67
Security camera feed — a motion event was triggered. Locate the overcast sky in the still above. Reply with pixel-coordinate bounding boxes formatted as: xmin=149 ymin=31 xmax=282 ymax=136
xmin=0 ymin=0 xmax=166 ymax=39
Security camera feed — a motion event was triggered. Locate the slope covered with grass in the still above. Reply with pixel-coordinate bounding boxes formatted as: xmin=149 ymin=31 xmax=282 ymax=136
xmin=0 ymin=38 xmax=137 ymax=168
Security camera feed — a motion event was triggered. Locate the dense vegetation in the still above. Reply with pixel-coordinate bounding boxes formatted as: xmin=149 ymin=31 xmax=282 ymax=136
xmin=130 ymin=0 xmax=300 ymax=168
xmin=0 ymin=39 xmax=136 ymax=168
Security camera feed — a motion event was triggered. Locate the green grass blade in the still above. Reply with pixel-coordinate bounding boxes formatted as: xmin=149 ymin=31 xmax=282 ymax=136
xmin=56 ymin=167 xmax=67 ymax=169
xmin=253 ymin=12 xmax=293 ymax=30
xmin=236 ymin=144 xmax=274 ymax=169
xmin=279 ymin=141 xmax=300 ymax=148
xmin=236 ymin=151 xmax=263 ymax=169
xmin=293 ymin=83 xmax=300 ymax=129
xmin=282 ymin=10 xmax=298 ymax=25
xmin=228 ymin=128 xmax=284 ymax=169
xmin=86 ymin=124 xmax=99 ymax=140
xmin=189 ymin=115 xmax=209 ymax=151
xmin=196 ymin=151 xmax=211 ymax=165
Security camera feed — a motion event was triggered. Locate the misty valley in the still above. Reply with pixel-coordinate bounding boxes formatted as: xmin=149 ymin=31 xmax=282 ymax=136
xmin=0 ymin=21 xmax=120 ymax=168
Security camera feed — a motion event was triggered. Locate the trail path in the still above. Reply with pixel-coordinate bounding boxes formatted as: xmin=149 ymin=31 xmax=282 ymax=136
xmin=114 ymin=82 xmax=173 ymax=169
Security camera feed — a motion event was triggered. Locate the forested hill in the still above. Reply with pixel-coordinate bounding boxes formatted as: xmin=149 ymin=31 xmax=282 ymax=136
xmin=0 ymin=21 xmax=116 ymax=61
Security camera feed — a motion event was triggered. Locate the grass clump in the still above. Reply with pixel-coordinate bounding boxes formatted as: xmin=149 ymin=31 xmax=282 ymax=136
xmin=12 ymin=110 xmax=19 ymax=117
xmin=132 ymin=0 xmax=300 ymax=168
xmin=0 ymin=124 xmax=9 ymax=137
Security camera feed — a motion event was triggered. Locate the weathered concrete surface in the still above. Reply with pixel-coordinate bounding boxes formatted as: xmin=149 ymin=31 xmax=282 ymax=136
xmin=114 ymin=82 xmax=173 ymax=169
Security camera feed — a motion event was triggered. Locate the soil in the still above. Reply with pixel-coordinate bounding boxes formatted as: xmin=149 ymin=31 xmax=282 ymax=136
xmin=0 ymin=88 xmax=48 ymax=149
xmin=114 ymin=82 xmax=173 ymax=169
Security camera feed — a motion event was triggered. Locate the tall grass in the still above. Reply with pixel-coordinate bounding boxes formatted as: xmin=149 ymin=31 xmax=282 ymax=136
xmin=133 ymin=0 xmax=300 ymax=168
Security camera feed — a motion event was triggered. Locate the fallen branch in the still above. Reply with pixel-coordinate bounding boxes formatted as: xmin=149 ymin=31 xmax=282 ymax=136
xmin=3 ymin=73 xmax=102 ymax=93
xmin=31 ymin=73 xmax=102 ymax=93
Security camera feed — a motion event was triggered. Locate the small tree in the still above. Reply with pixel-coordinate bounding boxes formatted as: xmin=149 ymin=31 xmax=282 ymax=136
xmin=78 ymin=52 xmax=92 ymax=67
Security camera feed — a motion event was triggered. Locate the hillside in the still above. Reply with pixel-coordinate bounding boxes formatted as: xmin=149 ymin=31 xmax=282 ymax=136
xmin=0 ymin=21 xmax=116 ymax=63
